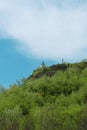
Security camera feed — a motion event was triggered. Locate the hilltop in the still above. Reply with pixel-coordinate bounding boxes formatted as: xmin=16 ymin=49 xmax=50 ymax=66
xmin=29 ymin=60 xmax=87 ymax=78
xmin=0 ymin=60 xmax=87 ymax=130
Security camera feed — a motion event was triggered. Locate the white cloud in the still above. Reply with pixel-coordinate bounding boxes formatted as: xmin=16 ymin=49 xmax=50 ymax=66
xmin=0 ymin=0 xmax=87 ymax=61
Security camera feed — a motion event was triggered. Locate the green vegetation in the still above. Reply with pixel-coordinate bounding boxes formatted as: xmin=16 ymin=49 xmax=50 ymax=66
xmin=0 ymin=61 xmax=87 ymax=130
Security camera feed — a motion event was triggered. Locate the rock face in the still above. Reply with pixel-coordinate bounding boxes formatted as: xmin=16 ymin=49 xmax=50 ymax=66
xmin=28 ymin=63 xmax=68 ymax=79
xmin=28 ymin=61 xmax=87 ymax=79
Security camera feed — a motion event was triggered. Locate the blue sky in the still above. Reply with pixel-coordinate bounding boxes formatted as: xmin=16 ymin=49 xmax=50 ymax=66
xmin=0 ymin=39 xmax=54 ymax=88
xmin=0 ymin=0 xmax=87 ymax=87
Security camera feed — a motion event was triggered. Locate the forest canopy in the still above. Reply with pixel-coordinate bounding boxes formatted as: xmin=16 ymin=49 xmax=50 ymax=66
xmin=0 ymin=60 xmax=87 ymax=130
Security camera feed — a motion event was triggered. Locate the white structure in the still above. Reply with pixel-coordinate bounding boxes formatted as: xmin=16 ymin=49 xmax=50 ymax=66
xmin=40 ymin=61 xmax=46 ymax=69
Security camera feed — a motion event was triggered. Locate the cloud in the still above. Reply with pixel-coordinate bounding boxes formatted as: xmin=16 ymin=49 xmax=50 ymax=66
xmin=0 ymin=0 xmax=87 ymax=61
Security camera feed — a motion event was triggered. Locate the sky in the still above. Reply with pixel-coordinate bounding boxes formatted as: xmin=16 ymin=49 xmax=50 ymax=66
xmin=0 ymin=0 xmax=87 ymax=88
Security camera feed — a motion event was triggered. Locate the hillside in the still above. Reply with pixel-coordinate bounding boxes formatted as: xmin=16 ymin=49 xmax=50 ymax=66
xmin=0 ymin=60 xmax=87 ymax=130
